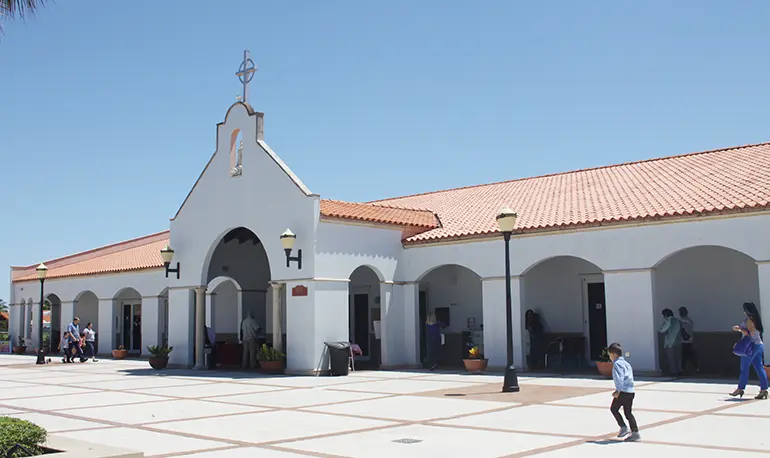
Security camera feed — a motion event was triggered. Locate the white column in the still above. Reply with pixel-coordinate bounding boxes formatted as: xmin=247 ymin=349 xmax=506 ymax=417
xmin=97 ymin=299 xmax=115 ymax=355
xmin=402 ymin=282 xmax=420 ymax=367
xmin=379 ymin=282 xmax=398 ymax=367
xmin=194 ymin=286 xmax=206 ymax=369
xmin=168 ymin=288 xmax=194 ymax=366
xmin=141 ymin=296 xmax=162 ymax=350
xmin=482 ymin=276 xmax=524 ymax=370
xmin=604 ymin=269 xmax=658 ymax=371
xmin=205 ymin=292 xmax=216 ymax=329
xmin=270 ymin=282 xmax=284 ymax=352
xmin=757 ymin=262 xmax=770 ymax=338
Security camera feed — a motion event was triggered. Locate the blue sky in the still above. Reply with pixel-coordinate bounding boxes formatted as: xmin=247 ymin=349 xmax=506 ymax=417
xmin=2 ymin=0 xmax=770 ymax=302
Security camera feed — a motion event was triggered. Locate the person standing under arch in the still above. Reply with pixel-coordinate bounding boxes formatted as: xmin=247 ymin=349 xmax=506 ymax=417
xmin=678 ymin=307 xmax=698 ymax=373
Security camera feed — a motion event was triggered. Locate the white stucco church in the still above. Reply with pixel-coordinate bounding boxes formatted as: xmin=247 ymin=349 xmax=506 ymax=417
xmin=8 ymin=53 xmax=770 ymax=375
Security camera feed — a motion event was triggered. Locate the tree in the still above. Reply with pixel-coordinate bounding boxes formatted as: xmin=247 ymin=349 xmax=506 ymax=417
xmin=0 ymin=0 xmax=49 ymax=33
xmin=0 ymin=299 xmax=7 ymax=313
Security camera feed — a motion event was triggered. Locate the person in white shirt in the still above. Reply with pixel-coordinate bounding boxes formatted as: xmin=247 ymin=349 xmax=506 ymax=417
xmin=83 ymin=322 xmax=98 ymax=362
xmin=240 ymin=313 xmax=260 ymax=369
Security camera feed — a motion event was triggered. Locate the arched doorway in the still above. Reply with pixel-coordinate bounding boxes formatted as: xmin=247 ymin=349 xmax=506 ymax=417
xmin=348 ymin=266 xmax=383 ymax=369
xmin=114 ymin=288 xmax=142 ymax=354
xmin=45 ymin=294 xmax=62 ymax=353
xmin=204 ymin=227 xmax=271 ymax=368
xmin=73 ymin=291 xmax=99 ymax=352
xmin=653 ymin=245 xmax=759 ymax=374
xmin=521 ymin=256 xmax=604 ymax=370
xmin=417 ymin=264 xmax=483 ymax=369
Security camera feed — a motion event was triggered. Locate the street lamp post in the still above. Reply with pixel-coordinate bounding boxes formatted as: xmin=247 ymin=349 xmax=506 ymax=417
xmin=496 ymin=208 xmax=520 ymax=393
xmin=35 ymin=263 xmax=48 ymax=365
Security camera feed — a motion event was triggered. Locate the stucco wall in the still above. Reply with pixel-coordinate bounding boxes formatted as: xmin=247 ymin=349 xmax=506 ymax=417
xmin=315 ymin=221 xmax=402 ymax=281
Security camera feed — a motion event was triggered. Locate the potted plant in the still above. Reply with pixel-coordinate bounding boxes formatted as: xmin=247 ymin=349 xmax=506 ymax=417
xmin=462 ymin=346 xmax=489 ymax=373
xmin=147 ymin=345 xmax=173 ymax=370
xmin=0 ymin=416 xmax=47 ymax=457
xmin=257 ymin=344 xmax=285 ymax=372
xmin=596 ymin=347 xmax=613 ymax=378
xmin=112 ymin=345 xmax=128 ymax=360
xmin=12 ymin=336 xmax=27 ymax=354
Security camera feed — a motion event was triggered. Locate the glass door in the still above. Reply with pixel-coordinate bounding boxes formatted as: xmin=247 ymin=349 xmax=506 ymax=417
xmin=122 ymin=303 xmax=142 ymax=353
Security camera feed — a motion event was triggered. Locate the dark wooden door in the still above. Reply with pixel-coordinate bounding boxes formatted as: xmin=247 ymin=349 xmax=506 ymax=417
xmin=354 ymin=294 xmax=369 ymax=356
xmin=587 ymin=282 xmax=608 ymax=361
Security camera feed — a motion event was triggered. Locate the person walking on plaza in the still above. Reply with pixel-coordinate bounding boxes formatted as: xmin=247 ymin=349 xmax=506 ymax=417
xmin=730 ymin=301 xmax=768 ymax=400
xmin=240 ymin=312 xmax=259 ymax=369
xmin=678 ymin=306 xmax=698 ymax=373
xmin=608 ymin=342 xmax=640 ymax=442
xmin=83 ymin=322 xmax=98 ymax=362
xmin=65 ymin=317 xmax=87 ymax=363
xmin=658 ymin=308 xmax=682 ymax=376
xmin=424 ymin=312 xmax=445 ymax=371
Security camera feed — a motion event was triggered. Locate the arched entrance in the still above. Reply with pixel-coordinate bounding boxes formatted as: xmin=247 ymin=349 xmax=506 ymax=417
xmin=521 ymin=256 xmax=604 ymax=370
xmin=45 ymin=294 xmax=62 ymax=353
xmin=417 ymin=264 xmax=483 ymax=369
xmin=114 ymin=288 xmax=142 ymax=354
xmin=204 ymin=227 xmax=271 ymax=368
xmin=653 ymin=245 xmax=759 ymax=374
xmin=348 ymin=266 xmax=383 ymax=370
xmin=73 ymin=291 xmax=99 ymax=352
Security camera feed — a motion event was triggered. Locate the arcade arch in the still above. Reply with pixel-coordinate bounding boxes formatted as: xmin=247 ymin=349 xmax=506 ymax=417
xmin=348 ymin=266 xmax=383 ymax=369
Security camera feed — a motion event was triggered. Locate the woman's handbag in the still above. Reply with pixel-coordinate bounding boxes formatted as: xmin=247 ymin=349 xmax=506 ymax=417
xmin=733 ymin=335 xmax=755 ymax=357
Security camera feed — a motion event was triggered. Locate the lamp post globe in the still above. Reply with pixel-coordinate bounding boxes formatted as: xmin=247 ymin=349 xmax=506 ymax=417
xmin=35 ymin=263 xmax=48 ymax=365
xmin=496 ymin=208 xmax=520 ymax=393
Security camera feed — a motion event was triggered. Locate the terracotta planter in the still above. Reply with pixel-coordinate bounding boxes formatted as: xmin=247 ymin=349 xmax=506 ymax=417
xmin=259 ymin=360 xmax=284 ymax=373
xmin=12 ymin=346 xmax=26 ymax=355
xmin=149 ymin=356 xmax=169 ymax=370
xmin=112 ymin=349 xmax=128 ymax=360
xmin=463 ymin=358 xmax=489 ymax=373
xmin=596 ymin=361 xmax=613 ymax=378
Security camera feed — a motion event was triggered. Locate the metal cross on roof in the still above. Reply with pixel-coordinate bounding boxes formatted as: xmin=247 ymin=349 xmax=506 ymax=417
xmin=235 ymin=50 xmax=257 ymax=104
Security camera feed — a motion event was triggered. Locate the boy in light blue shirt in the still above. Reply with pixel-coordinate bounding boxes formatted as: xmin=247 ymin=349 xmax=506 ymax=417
xmin=609 ymin=342 xmax=640 ymax=442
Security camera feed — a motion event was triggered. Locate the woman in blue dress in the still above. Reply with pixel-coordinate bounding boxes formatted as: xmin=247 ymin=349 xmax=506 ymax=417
xmin=730 ymin=301 xmax=768 ymax=400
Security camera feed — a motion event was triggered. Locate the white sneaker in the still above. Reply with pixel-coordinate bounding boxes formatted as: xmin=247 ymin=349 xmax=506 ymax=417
xmin=625 ymin=432 xmax=641 ymax=442
xmin=617 ymin=426 xmax=630 ymax=438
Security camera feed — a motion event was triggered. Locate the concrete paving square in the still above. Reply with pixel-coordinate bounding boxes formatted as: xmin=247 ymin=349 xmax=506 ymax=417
xmin=151 ymin=410 xmax=396 ymax=444
xmin=642 ymin=414 xmax=770 ymax=450
xmin=129 ymin=381 xmax=287 ymax=398
xmin=715 ymin=398 xmax=770 ymax=417
xmin=0 ymin=390 xmax=163 ymax=411
xmin=8 ymin=412 xmax=112 ymax=433
xmin=305 ymin=394 xmax=513 ymax=421
xmin=57 ymin=427 xmax=231 ymax=456
xmin=550 ymin=389 xmax=733 ymax=412
xmin=75 ymin=376 xmax=216 ymax=391
xmin=280 ymin=424 xmax=574 ymax=458
xmin=410 ymin=373 xmax=505 ymax=384
xmin=0 ymin=384 xmax=99 ymax=400
xmin=235 ymin=374 xmax=382 ymax=388
xmin=69 ymin=398 xmax=267 ymax=425
xmin=535 ymin=441 xmax=769 ymax=458
xmin=638 ymin=380 xmax=737 ymax=394
xmin=0 ymin=380 xmax=38 ymax=389
xmin=328 ymin=378 xmax=483 ymax=394
xmin=211 ymin=387 xmax=388 ymax=408
xmin=435 ymin=404 xmax=686 ymax=437
xmin=183 ymin=448 xmax=313 ymax=457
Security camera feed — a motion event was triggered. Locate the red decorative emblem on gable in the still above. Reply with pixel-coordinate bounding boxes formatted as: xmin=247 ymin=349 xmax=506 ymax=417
xmin=292 ymin=285 xmax=308 ymax=297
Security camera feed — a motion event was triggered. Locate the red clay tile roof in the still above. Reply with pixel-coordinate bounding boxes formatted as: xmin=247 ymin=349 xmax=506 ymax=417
xmin=320 ymin=200 xmax=438 ymax=229
xmin=12 ymin=142 xmax=770 ymax=280
xmin=11 ymin=231 xmax=170 ymax=282
xmin=0 ymin=312 xmax=8 ymax=321
xmin=372 ymin=142 xmax=770 ymax=244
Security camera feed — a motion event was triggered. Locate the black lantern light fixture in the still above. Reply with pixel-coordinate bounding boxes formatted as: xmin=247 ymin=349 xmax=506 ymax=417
xmin=280 ymin=229 xmax=302 ymax=269
xmin=35 ymin=263 xmax=48 ymax=365
xmin=160 ymin=245 xmax=180 ymax=279
xmin=496 ymin=207 xmax=520 ymax=393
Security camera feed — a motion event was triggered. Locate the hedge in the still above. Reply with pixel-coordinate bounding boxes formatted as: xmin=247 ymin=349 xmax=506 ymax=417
xmin=0 ymin=417 xmax=47 ymax=457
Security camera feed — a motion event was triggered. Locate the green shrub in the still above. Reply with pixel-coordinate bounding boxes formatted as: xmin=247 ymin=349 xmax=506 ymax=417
xmin=0 ymin=417 xmax=47 ymax=457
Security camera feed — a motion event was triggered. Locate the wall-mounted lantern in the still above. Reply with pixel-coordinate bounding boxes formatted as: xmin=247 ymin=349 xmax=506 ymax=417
xmin=160 ymin=245 xmax=181 ymax=279
xmin=280 ymin=229 xmax=302 ymax=269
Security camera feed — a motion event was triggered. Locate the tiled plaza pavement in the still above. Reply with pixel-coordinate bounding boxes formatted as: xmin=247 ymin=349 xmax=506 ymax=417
xmin=1 ymin=354 xmax=768 ymax=457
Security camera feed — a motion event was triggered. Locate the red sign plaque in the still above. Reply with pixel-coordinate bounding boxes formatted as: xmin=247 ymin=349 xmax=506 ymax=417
xmin=292 ymin=285 xmax=308 ymax=297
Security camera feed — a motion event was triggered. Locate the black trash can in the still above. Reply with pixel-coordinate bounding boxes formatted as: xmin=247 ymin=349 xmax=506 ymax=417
xmin=325 ymin=341 xmax=350 ymax=376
